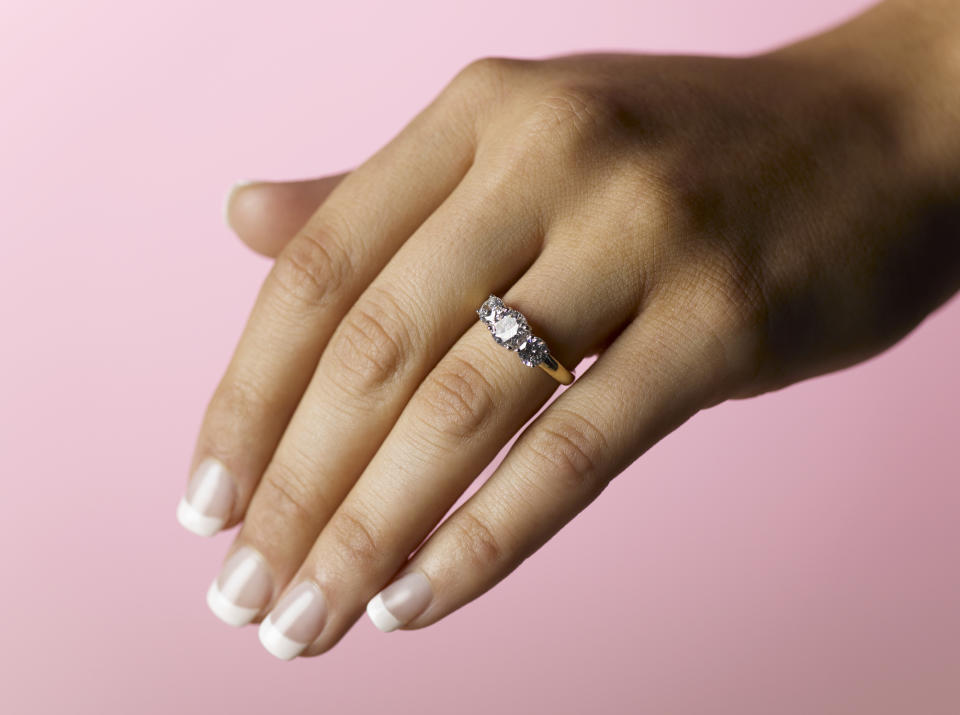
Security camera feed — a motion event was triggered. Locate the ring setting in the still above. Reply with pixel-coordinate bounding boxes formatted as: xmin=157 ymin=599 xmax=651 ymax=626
xmin=476 ymin=294 xmax=574 ymax=385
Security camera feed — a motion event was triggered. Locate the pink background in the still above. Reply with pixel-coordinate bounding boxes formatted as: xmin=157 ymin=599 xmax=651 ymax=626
xmin=2 ymin=0 xmax=958 ymax=713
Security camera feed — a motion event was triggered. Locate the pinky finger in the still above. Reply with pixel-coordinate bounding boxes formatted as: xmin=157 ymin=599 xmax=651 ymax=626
xmin=361 ymin=290 xmax=751 ymax=633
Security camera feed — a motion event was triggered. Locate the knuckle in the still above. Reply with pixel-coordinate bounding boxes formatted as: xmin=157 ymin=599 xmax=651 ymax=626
xmin=521 ymin=409 xmax=608 ymax=493
xmin=328 ymin=507 xmax=386 ymax=570
xmin=523 ymin=81 xmax=619 ymax=153
xmin=327 ymin=287 xmax=416 ymax=396
xmin=270 ymin=216 xmax=353 ymax=309
xmin=657 ymin=251 xmax=769 ymax=392
xmin=450 ymin=55 xmax=516 ymax=96
xmin=690 ymin=249 xmax=770 ymax=379
xmin=702 ymin=249 xmax=770 ymax=336
xmin=637 ymin=168 xmax=771 ymax=385
xmin=443 ymin=56 xmax=527 ymax=130
xmin=414 ymin=354 xmax=497 ymax=442
xmin=450 ymin=510 xmax=505 ymax=570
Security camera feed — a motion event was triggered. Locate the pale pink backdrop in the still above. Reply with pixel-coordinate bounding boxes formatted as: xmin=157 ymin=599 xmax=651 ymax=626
xmin=2 ymin=0 xmax=958 ymax=713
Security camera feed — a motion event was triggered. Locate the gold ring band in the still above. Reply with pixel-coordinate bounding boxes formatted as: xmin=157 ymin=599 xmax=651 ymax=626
xmin=536 ymin=353 xmax=574 ymax=385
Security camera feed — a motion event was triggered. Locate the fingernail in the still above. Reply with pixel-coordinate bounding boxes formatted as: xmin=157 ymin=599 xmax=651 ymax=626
xmin=366 ymin=572 xmax=433 ymax=632
xmin=223 ymin=179 xmax=259 ymax=228
xmin=177 ymin=456 xmax=236 ymax=537
xmin=258 ymin=580 xmax=328 ymax=660
xmin=206 ymin=545 xmax=273 ymax=626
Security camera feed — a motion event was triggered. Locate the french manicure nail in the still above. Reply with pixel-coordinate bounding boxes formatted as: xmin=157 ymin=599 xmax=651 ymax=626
xmin=206 ymin=545 xmax=273 ymax=627
xmin=366 ymin=572 xmax=433 ymax=632
xmin=223 ymin=179 xmax=259 ymax=227
xmin=258 ymin=580 xmax=328 ymax=660
xmin=177 ymin=456 xmax=236 ymax=537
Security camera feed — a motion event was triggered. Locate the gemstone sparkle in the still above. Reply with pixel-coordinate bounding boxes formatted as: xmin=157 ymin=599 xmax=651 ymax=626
xmin=477 ymin=294 xmax=549 ymax=367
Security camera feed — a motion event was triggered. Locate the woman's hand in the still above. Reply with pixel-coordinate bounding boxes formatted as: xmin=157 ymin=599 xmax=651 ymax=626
xmin=179 ymin=0 xmax=960 ymax=659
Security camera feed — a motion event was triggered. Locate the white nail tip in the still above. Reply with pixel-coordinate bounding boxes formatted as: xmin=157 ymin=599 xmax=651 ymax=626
xmin=177 ymin=497 xmax=225 ymax=537
xmin=366 ymin=593 xmax=402 ymax=633
xmin=223 ymin=179 xmax=259 ymax=227
xmin=206 ymin=579 xmax=260 ymax=627
xmin=258 ymin=615 xmax=308 ymax=660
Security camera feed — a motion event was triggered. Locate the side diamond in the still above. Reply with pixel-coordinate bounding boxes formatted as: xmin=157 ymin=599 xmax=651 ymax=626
xmin=518 ymin=335 xmax=548 ymax=367
xmin=476 ymin=295 xmax=505 ymax=324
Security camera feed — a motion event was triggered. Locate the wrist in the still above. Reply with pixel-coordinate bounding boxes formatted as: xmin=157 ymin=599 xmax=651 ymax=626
xmin=771 ymin=0 xmax=960 ymax=188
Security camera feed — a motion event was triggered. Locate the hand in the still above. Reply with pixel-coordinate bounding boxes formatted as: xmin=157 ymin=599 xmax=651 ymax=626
xmin=179 ymin=0 xmax=960 ymax=659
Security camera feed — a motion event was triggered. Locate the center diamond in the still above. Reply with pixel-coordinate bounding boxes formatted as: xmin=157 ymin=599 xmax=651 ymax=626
xmin=494 ymin=314 xmax=519 ymax=342
xmin=491 ymin=309 xmax=530 ymax=349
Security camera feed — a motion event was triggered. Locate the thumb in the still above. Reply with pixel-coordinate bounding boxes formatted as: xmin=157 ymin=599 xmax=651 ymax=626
xmin=223 ymin=173 xmax=350 ymax=258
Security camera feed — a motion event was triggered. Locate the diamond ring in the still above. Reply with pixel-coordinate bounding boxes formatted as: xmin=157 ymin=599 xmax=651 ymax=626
xmin=476 ymin=294 xmax=574 ymax=385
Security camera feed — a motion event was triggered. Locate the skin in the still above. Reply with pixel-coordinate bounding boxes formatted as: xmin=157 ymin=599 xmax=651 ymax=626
xmin=191 ymin=0 xmax=960 ymax=657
